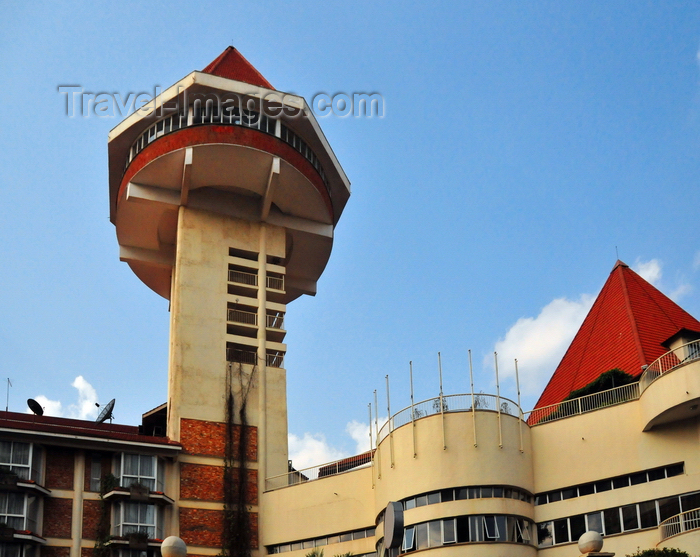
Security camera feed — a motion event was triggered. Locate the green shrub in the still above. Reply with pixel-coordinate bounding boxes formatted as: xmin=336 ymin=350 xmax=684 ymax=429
xmin=564 ymin=368 xmax=636 ymax=400
xmin=626 ymin=548 xmax=690 ymax=557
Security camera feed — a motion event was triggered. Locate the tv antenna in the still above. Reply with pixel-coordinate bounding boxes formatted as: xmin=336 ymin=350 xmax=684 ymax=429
xmin=95 ymin=399 xmax=115 ymax=424
xmin=27 ymin=399 xmax=44 ymax=416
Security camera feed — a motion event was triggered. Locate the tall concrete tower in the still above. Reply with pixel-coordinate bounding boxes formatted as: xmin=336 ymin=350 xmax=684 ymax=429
xmin=107 ymin=48 xmax=350 ymax=553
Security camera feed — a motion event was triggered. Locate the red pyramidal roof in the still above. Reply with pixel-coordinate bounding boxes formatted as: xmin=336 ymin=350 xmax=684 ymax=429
xmin=202 ymin=47 xmax=274 ymax=89
xmin=534 ymin=260 xmax=700 ymax=409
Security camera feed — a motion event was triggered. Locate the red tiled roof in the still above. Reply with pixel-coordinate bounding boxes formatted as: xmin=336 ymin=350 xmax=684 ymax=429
xmin=534 ymin=260 xmax=700 ymax=409
xmin=202 ymin=47 xmax=273 ymax=89
xmin=0 ymin=411 xmax=180 ymax=448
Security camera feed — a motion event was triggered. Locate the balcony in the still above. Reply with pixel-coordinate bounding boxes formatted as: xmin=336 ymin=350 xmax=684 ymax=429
xmin=226 ymin=346 xmax=284 ymax=368
xmin=227 ymin=269 xmax=286 ymax=300
xmin=658 ymin=508 xmax=700 ymax=553
xmin=639 ymin=340 xmax=700 ymax=431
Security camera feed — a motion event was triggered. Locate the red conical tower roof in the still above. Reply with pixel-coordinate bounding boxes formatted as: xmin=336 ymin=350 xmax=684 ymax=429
xmin=202 ymin=47 xmax=274 ymax=89
xmin=534 ymin=260 xmax=700 ymax=409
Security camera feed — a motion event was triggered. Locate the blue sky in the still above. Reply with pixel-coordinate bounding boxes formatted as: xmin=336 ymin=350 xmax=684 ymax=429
xmin=1 ymin=1 xmax=699 ymax=467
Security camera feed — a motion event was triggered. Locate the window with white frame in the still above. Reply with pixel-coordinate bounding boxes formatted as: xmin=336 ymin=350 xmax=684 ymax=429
xmin=118 ymin=454 xmax=163 ymax=491
xmin=0 ymin=442 xmax=34 ymax=480
xmin=113 ymin=501 xmax=161 ymax=539
xmin=0 ymin=492 xmax=38 ymax=532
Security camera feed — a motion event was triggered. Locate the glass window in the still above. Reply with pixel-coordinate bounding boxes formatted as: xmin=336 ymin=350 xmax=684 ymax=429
xmin=443 ymin=518 xmax=455 ymax=544
xmin=622 ymin=504 xmax=639 ymax=531
xmin=404 ymin=498 xmax=415 ymax=510
xmin=481 ymin=487 xmax=493 ymax=498
xmin=469 ymin=516 xmax=484 ymax=542
xmin=427 ymin=492 xmax=440 ymax=505
xmin=302 ymin=540 xmax=314 ymax=549
xmin=495 ymin=515 xmax=507 ymax=542
xmin=586 ymin=512 xmax=603 ymax=534
xmin=534 ymin=494 xmax=547 ymax=505
xmin=291 ymin=542 xmax=302 ymax=550
xmin=548 ymin=490 xmax=562 ymax=502
xmin=570 ymin=514 xmax=586 ymax=541
xmin=681 ymin=492 xmax=700 ymax=512
xmin=659 ymin=496 xmax=681 ymax=522
xmin=0 ymin=442 xmax=31 ymax=479
xmin=562 ymin=488 xmax=576 ymax=500
xmin=484 ymin=516 xmax=498 ymax=539
xmin=604 ymin=508 xmax=621 ymax=535
xmin=0 ymin=492 xmax=26 ymax=529
xmin=440 ymin=489 xmax=454 ymax=502
xmin=578 ymin=483 xmax=595 ymax=496
xmin=613 ymin=476 xmax=630 ymax=489
xmin=415 ymin=495 xmax=427 ymax=507
xmin=595 ymin=480 xmax=612 ymax=493
xmin=90 ymin=456 xmax=102 ymax=491
xmin=120 ymin=454 xmax=157 ymax=491
xmin=402 ymin=527 xmax=415 ymax=552
xmin=648 ymin=468 xmax=665 ymax=481
xmin=639 ymin=501 xmax=658 ymax=528
xmin=456 ymin=516 xmax=469 ymax=543
xmin=467 ymin=487 xmax=479 ymax=499
xmin=427 ymin=521 xmax=441 ymax=546
xmin=666 ymin=464 xmax=684 ymax=478
xmin=630 ymin=472 xmax=647 ymax=485
xmin=537 ymin=522 xmax=553 ymax=547
xmin=553 ymin=518 xmax=569 ymax=544
xmin=492 ymin=486 xmax=503 ymax=498
xmin=415 ymin=523 xmax=428 ymax=550
xmin=352 ymin=530 xmax=366 ymax=540
xmin=114 ymin=501 xmax=157 ymax=538
xmin=455 ymin=488 xmax=467 ymax=500
xmin=339 ymin=533 xmax=352 ymax=542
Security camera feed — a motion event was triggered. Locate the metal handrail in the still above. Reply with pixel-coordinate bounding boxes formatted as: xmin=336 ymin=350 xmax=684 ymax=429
xmin=266 ymin=275 xmax=284 ymax=291
xmin=640 ymin=340 xmax=700 ymax=393
xmin=266 ymin=451 xmax=373 ymax=491
xmin=228 ymin=269 xmax=257 ymax=287
xmin=525 ymin=382 xmax=640 ymax=426
xmin=227 ymin=308 xmax=257 ymax=326
xmin=659 ymin=508 xmax=700 ymax=541
xmin=377 ymin=393 xmax=522 ymax=445
xmin=266 ymin=313 xmax=285 ymax=330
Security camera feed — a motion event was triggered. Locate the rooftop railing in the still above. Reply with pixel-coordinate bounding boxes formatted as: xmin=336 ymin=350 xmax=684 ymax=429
xmin=377 ymin=393 xmax=521 ymax=445
xmin=525 ymin=382 xmax=640 ymax=425
xmin=659 ymin=508 xmax=700 ymax=541
xmin=640 ymin=339 xmax=700 ymax=393
xmin=266 ymin=451 xmax=373 ymax=491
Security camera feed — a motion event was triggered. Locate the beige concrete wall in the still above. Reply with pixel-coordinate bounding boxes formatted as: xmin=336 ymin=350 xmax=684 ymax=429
xmin=260 ymin=467 xmax=375 ymax=545
xmin=374 ymin=410 xmax=534 ymax=518
xmin=168 ymin=206 xmax=285 ymax=436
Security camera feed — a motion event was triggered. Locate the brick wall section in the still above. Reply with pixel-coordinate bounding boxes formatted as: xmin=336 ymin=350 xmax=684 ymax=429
xmin=180 ymin=463 xmax=258 ymax=504
xmin=45 ymin=447 xmax=75 ymax=490
xmin=83 ymin=452 xmax=113 ymax=492
xmin=179 ymin=508 xmax=258 ymax=549
xmin=42 ymin=498 xmax=73 ymax=538
xmin=81 ymin=549 xmax=93 ymax=557
xmin=180 ymin=418 xmax=257 ymax=461
xmin=41 ymin=547 xmax=70 ymax=557
xmin=82 ymin=499 xmax=101 ymax=540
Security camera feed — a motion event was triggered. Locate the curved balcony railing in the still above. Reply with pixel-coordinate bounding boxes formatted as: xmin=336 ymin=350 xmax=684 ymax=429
xmin=525 ymin=382 xmax=640 ymax=425
xmin=659 ymin=508 xmax=700 ymax=541
xmin=377 ymin=393 xmax=521 ymax=445
xmin=640 ymin=340 xmax=700 ymax=393
xmin=125 ymin=103 xmax=330 ymax=196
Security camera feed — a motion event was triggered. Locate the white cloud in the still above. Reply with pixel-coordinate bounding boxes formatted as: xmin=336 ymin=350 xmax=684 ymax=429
xmin=288 ymin=417 xmax=388 ymax=471
xmin=32 ymin=376 xmax=99 ymax=420
xmin=288 ymin=432 xmax=346 ymax=470
xmin=31 ymin=396 xmax=63 ymax=417
xmin=670 ymin=283 xmax=693 ymax=302
xmin=489 ymin=294 xmax=595 ymax=396
xmin=633 ymin=258 xmax=662 ymax=286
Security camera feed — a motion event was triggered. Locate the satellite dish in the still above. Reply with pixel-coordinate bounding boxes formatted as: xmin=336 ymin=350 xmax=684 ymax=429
xmin=95 ymin=399 xmax=115 ymax=424
xmin=27 ymin=399 xmax=43 ymax=416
